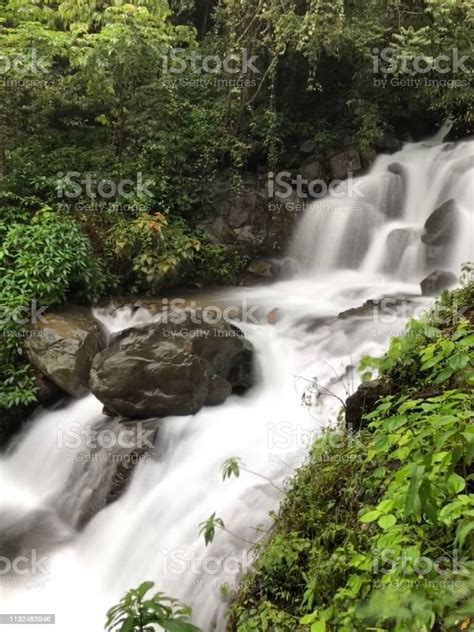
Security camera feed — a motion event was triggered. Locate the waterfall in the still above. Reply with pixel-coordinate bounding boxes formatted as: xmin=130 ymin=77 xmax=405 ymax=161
xmin=0 ymin=136 xmax=473 ymax=631
xmin=290 ymin=138 xmax=474 ymax=279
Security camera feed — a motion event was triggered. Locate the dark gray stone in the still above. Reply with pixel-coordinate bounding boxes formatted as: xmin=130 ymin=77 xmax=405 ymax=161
xmin=422 ymin=199 xmax=460 ymax=246
xmin=345 ymin=380 xmax=391 ymax=431
xmin=90 ymin=312 xmax=254 ymax=419
xmin=26 ymin=306 xmax=105 ymax=397
xmin=328 ymin=147 xmax=362 ymax=180
xmin=420 ymin=270 xmax=457 ymax=296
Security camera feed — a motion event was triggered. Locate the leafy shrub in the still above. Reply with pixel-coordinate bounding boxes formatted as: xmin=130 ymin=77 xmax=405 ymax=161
xmin=230 ymin=281 xmax=474 ymax=631
xmin=0 ymin=208 xmax=108 ymax=407
xmin=105 ymin=581 xmax=200 ymax=632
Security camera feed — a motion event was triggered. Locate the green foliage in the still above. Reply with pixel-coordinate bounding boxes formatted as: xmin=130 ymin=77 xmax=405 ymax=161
xmin=199 ymin=512 xmax=225 ymax=546
xmin=230 ymin=282 xmax=474 ymax=631
xmin=360 ymin=264 xmax=474 ymax=389
xmin=222 ymin=457 xmax=242 ymax=481
xmin=105 ymin=581 xmax=200 ymax=632
xmin=0 ymin=209 xmax=108 ymax=407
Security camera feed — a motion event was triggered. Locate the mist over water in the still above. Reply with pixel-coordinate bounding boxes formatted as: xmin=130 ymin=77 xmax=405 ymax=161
xmin=0 ymin=136 xmax=473 ymax=631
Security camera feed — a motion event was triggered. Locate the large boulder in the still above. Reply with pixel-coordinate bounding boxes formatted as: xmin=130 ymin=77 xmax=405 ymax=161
xmin=196 ymin=172 xmax=296 ymax=256
xmin=56 ymin=418 xmax=158 ymax=528
xmin=89 ymin=313 xmax=254 ymax=419
xmin=26 ymin=306 xmax=105 ymax=397
xmin=345 ymin=380 xmax=391 ymax=431
xmin=297 ymin=157 xmax=324 ymax=183
xmin=420 ymin=270 xmax=457 ymax=296
xmin=327 ymin=146 xmax=362 ymax=180
xmin=239 ymin=259 xmax=276 ymax=285
xmin=421 ymin=199 xmax=460 ymax=246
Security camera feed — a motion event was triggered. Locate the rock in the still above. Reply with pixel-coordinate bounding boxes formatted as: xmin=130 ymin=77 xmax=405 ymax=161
xmin=420 ymin=270 xmax=457 ymax=296
xmin=421 ymin=199 xmax=460 ymax=246
xmin=387 ymin=161 xmax=406 ymax=178
xmin=247 ymin=259 xmax=275 ymax=278
xmin=384 ymin=228 xmax=419 ymax=270
xmin=206 ymin=375 xmax=233 ymax=406
xmin=328 ymin=146 xmax=362 ymax=180
xmin=238 ymin=259 xmax=276 ymax=286
xmin=56 ymin=418 xmax=158 ymax=528
xmin=298 ymin=157 xmax=324 ymax=183
xmin=373 ymin=133 xmax=402 ymax=154
xmin=345 ymin=380 xmax=391 ymax=431
xmin=267 ymin=308 xmax=281 ymax=325
xmin=228 ymin=204 xmax=251 ymax=229
xmin=199 ymin=216 xmax=235 ymax=243
xmin=233 ymin=224 xmax=264 ymax=246
xmin=0 ymin=507 xmax=72 ymax=564
xmin=90 ymin=313 xmax=254 ymax=419
xmin=197 ymin=172 xmax=299 ymax=256
xmin=26 ymin=306 xmax=105 ymax=397
xmin=338 ymin=299 xmax=378 ymax=320
xmin=299 ymin=139 xmax=317 ymax=156
xmin=338 ymin=297 xmax=409 ymax=320
xmin=34 ymin=372 xmax=62 ymax=405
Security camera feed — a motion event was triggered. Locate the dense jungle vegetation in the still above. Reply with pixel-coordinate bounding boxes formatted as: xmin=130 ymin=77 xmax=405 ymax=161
xmin=228 ymin=275 xmax=474 ymax=632
xmin=0 ymin=0 xmax=473 ymax=408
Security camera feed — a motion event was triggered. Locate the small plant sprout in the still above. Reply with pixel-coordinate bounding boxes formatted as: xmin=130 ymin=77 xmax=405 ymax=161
xmin=105 ymin=581 xmax=200 ymax=632
xmin=199 ymin=512 xmax=225 ymax=546
xmin=221 ymin=457 xmax=242 ymax=480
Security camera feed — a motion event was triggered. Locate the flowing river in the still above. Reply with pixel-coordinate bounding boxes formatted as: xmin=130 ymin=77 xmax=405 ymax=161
xmin=0 ymin=135 xmax=473 ymax=630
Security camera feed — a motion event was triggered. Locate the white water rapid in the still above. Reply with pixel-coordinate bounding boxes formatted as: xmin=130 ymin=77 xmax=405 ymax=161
xmin=0 ymin=135 xmax=473 ymax=631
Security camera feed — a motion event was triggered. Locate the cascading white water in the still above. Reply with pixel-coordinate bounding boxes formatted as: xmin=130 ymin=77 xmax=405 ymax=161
xmin=0 ymin=135 xmax=473 ymax=631
xmin=290 ymin=138 xmax=473 ymax=278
